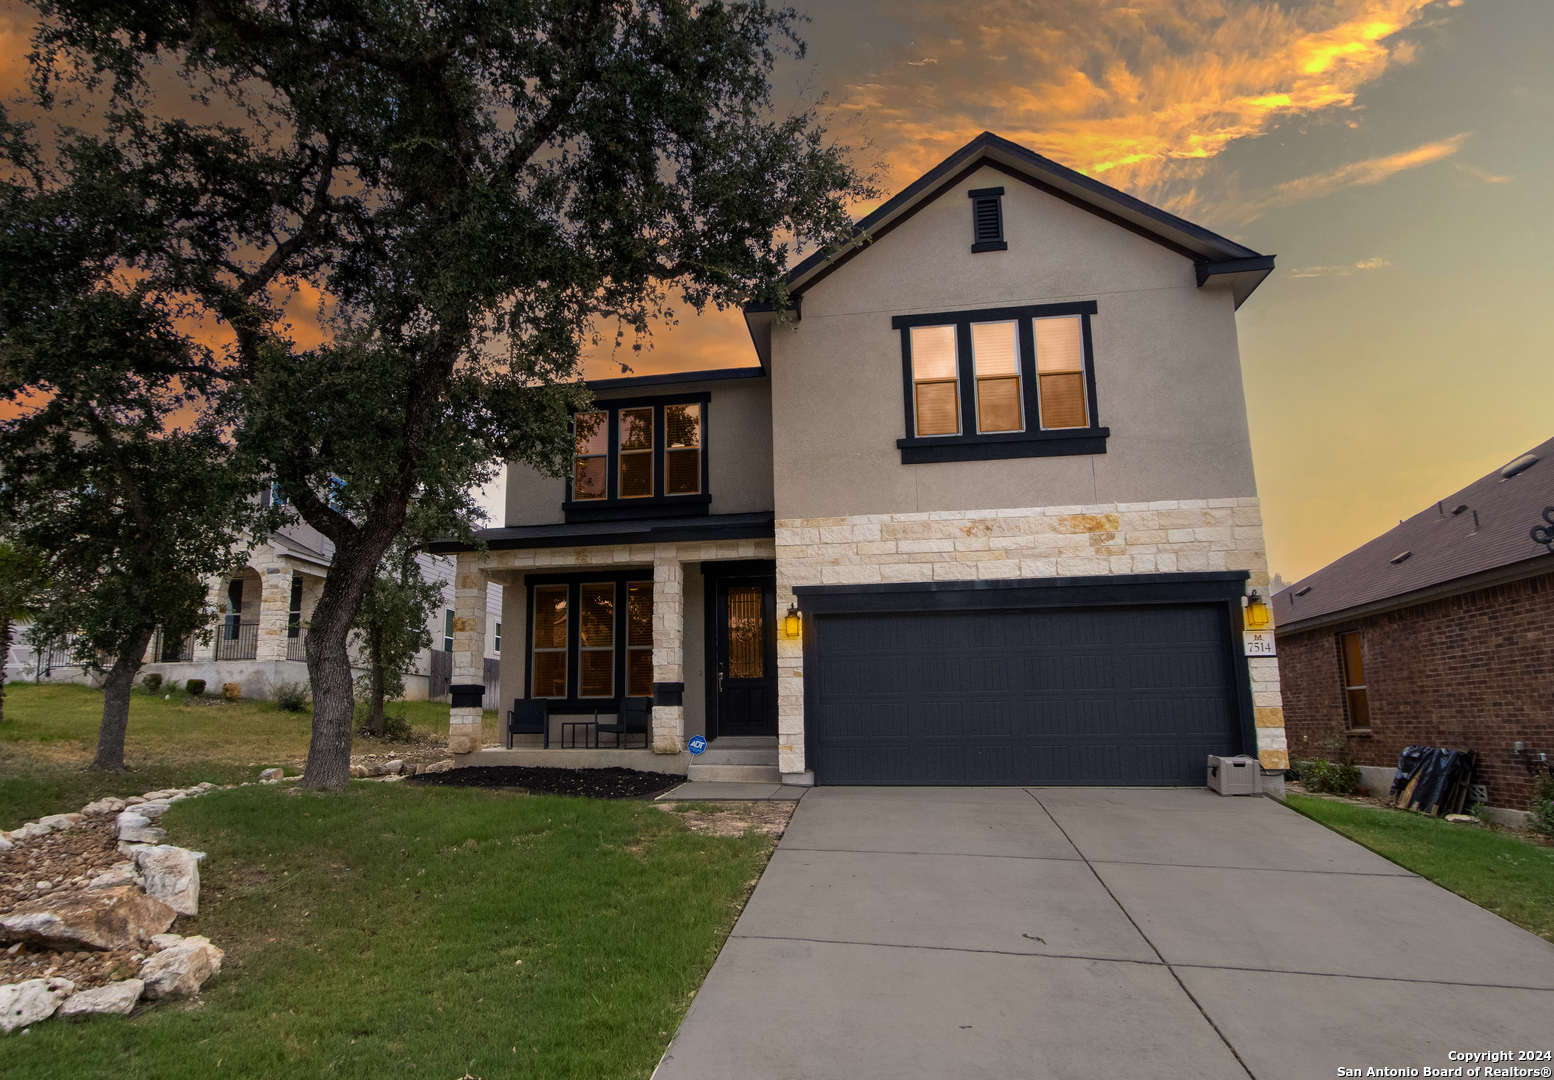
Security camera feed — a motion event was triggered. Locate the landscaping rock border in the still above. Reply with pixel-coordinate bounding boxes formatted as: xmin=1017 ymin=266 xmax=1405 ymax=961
xmin=0 ymin=781 xmax=232 ymax=1033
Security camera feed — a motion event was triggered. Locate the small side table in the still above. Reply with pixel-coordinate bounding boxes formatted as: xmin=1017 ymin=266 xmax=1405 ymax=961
xmin=561 ymin=720 xmax=596 ymax=749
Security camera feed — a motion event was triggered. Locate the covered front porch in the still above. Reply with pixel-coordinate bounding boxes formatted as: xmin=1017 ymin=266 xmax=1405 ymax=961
xmin=437 ymin=516 xmax=803 ymax=784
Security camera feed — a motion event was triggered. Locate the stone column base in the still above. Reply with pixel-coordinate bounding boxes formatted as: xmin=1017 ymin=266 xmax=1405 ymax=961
xmin=651 ymin=705 xmax=683 ymax=754
xmin=449 ymin=706 xmax=483 ymax=755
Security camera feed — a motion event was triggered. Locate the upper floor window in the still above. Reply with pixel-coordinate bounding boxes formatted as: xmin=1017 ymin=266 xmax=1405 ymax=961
xmin=565 ymin=395 xmax=710 ymax=521
xmin=893 ymin=301 xmax=1108 ymax=463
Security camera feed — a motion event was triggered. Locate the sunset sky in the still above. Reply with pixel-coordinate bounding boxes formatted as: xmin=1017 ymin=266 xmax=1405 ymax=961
xmin=4 ymin=0 xmax=1550 ymax=581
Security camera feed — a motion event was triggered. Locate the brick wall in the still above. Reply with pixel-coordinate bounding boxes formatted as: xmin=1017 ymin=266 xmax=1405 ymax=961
xmin=1278 ymin=571 xmax=1554 ymax=811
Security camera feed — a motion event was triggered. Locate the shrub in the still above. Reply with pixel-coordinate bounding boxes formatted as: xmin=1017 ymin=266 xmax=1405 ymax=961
xmin=141 ymin=673 xmax=163 ymax=694
xmin=273 ymin=680 xmax=311 ymax=712
xmin=185 ymin=679 xmax=207 ymax=696
xmin=1298 ymin=757 xmax=1362 ymax=796
xmin=1471 ymin=801 xmax=1496 ymax=828
xmin=161 ymin=679 xmax=181 ymax=697
xmin=353 ymin=705 xmax=414 ymax=741
xmin=1531 ymin=774 xmax=1554 ymax=838
xmin=222 ymin=682 xmax=242 ymax=702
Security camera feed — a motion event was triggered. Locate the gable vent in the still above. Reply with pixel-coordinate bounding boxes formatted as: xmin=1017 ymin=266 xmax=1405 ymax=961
xmin=968 ymin=187 xmax=1007 ymax=253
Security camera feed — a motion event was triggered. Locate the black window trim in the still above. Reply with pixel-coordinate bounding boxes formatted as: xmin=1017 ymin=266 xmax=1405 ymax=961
xmin=524 ymin=570 xmax=656 ymax=712
xmin=562 ymin=392 xmax=712 ymax=522
xmin=968 ymin=185 xmax=1008 ymax=253
xmin=892 ymin=301 xmax=1108 ymax=463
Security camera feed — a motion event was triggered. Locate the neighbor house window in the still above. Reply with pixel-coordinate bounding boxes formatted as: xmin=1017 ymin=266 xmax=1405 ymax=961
xmin=528 ymin=575 xmax=654 ymax=702
xmin=573 ymin=411 xmax=607 ymax=500
xmin=1033 ymin=315 xmax=1089 ymax=429
xmin=531 ymin=586 xmax=568 ymax=697
xmin=493 ymin=622 xmax=501 ymax=654
xmin=563 ymin=397 xmax=710 ymax=516
xmin=443 ymin=609 xmax=454 ymax=652
xmin=1338 ymin=630 xmax=1369 ymax=729
xmin=911 ymin=325 xmax=960 ymax=436
xmin=893 ymin=302 xmax=1106 ymax=463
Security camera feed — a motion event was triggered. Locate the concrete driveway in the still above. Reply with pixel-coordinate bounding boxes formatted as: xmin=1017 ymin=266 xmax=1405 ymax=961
xmin=653 ymin=787 xmax=1554 ymax=1079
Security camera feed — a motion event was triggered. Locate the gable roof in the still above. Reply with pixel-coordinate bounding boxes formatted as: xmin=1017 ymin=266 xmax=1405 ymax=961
xmin=1272 ymin=437 xmax=1554 ymax=633
xmin=743 ymin=132 xmax=1275 ymax=366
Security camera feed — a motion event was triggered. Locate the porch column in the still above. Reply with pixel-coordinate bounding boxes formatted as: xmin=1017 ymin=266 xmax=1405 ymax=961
xmin=775 ymin=575 xmax=806 ymax=778
xmin=254 ymin=565 xmax=292 ymax=663
xmin=447 ymin=554 xmax=489 ymax=756
xmin=650 ymin=549 xmax=684 ymax=754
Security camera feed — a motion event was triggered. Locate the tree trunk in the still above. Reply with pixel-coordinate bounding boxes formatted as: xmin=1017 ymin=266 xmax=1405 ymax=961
xmin=302 ymin=530 xmax=397 ymax=790
xmin=367 ymin=626 xmax=386 ymax=737
xmin=92 ymin=625 xmax=155 ymax=771
xmin=0 ymin=614 xmax=11 ymax=724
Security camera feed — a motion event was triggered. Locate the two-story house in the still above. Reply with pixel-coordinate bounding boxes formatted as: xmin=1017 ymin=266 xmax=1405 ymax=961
xmin=434 ymin=132 xmax=1287 ymax=790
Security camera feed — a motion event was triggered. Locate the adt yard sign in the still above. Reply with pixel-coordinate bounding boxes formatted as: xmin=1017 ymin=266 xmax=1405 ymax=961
xmin=688 ymin=735 xmax=707 ymax=755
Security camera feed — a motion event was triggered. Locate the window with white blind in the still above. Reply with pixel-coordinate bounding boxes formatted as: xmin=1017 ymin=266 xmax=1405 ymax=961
xmin=563 ymin=395 xmax=711 ymax=520
xmin=892 ymin=301 xmax=1107 ymax=463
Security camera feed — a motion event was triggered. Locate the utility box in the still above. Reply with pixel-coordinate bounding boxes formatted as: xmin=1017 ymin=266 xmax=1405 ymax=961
xmin=1208 ymin=755 xmax=1261 ymax=795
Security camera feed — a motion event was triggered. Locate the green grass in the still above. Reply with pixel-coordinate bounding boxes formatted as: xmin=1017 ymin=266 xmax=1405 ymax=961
xmin=0 ymin=782 xmax=771 ymax=1077
xmin=0 ymin=682 xmax=498 ymax=830
xmin=1287 ymin=794 xmax=1554 ymax=942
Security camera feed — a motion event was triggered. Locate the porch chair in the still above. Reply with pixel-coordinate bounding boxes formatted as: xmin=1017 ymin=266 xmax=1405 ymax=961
xmin=506 ymin=698 xmax=550 ymax=749
xmin=595 ymin=697 xmax=651 ymax=749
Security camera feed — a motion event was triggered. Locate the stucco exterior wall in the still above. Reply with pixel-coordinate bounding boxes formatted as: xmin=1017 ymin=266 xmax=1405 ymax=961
xmin=769 ymin=163 xmax=1258 ymax=521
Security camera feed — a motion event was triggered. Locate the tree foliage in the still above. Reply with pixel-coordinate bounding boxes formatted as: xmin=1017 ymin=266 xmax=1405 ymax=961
xmin=6 ymin=0 xmax=875 ymax=788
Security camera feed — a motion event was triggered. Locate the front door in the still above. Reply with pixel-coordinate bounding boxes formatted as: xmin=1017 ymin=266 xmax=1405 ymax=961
xmin=713 ymin=576 xmax=778 ymax=738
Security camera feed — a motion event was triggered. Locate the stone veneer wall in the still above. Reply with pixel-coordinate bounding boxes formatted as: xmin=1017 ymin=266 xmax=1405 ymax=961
xmin=448 ymin=538 xmax=777 ymax=756
xmin=774 ymin=499 xmax=1288 ymax=777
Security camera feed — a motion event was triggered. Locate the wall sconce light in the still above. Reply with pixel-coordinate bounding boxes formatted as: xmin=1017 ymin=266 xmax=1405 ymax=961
xmin=783 ymin=604 xmax=802 ymax=639
xmin=1243 ymin=590 xmax=1271 ymax=630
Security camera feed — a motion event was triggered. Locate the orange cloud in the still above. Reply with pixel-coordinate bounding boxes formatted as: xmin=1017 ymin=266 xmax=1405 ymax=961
xmin=839 ymin=0 xmax=1441 ymax=202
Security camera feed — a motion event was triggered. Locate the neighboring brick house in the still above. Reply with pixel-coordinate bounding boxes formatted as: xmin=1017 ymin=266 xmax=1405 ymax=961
xmin=1273 ymin=438 xmax=1554 ymax=816
xmin=435 ymin=132 xmax=1287 ymax=788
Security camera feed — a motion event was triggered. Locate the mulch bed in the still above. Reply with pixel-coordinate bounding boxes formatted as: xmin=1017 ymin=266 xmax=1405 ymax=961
xmin=407 ymin=765 xmax=683 ymax=800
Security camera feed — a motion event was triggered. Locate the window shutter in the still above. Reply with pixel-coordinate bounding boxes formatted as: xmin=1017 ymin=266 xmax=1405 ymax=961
xmin=968 ymin=187 xmax=1006 ymax=252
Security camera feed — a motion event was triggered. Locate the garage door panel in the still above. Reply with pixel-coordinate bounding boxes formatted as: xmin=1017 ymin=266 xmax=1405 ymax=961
xmin=813 ymin=604 xmax=1241 ymax=786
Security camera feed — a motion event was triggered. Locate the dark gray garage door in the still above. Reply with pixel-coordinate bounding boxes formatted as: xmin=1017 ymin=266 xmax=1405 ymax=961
xmin=812 ymin=604 xmax=1241 ymax=786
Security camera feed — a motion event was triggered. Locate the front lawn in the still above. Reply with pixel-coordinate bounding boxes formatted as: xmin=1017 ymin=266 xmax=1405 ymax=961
xmin=1286 ymin=794 xmax=1554 ymax=942
xmin=0 ymin=782 xmax=771 ymax=1077
xmin=0 ymin=682 xmax=500 ymax=829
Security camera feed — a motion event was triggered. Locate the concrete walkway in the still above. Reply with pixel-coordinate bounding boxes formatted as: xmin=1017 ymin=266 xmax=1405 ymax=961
xmin=653 ymin=787 xmax=1554 ymax=1079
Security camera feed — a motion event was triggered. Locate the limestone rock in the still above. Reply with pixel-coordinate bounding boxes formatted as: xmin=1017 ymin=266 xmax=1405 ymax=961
xmin=349 ymin=765 xmax=367 ymax=778
xmin=422 ymin=759 xmax=454 ymax=774
xmin=0 ymin=977 xmax=73 ymax=1033
xmin=10 ymin=822 xmax=52 ymax=843
xmin=1445 ymin=813 xmax=1477 ymax=824
xmin=57 ymin=979 xmax=143 ymax=1018
xmin=134 ymin=846 xmax=205 ymax=916
xmin=149 ymin=933 xmax=184 ymax=950
xmin=134 ymin=801 xmax=173 ymax=822
xmin=123 ymin=796 xmax=146 ymax=806
xmin=115 ymin=811 xmax=166 ymax=845
xmin=0 ymin=835 xmax=12 ymax=853
xmin=140 ymin=939 xmax=223 ymax=1000
xmin=0 ymin=886 xmax=176 ymax=951
xmin=81 ymin=797 xmax=127 ymax=815
xmin=86 ymin=863 xmax=141 ymax=891
xmin=258 ymin=768 xmax=284 ymax=782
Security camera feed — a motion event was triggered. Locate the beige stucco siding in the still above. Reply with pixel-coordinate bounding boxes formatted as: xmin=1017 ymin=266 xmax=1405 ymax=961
xmin=771 ymin=164 xmax=1258 ymax=520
